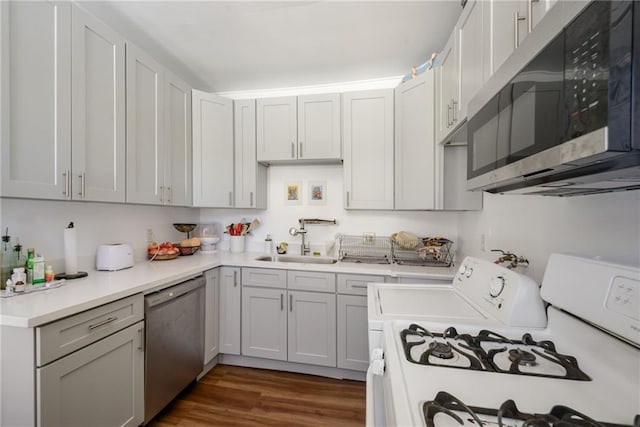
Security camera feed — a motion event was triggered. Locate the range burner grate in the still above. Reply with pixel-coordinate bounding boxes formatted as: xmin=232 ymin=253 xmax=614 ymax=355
xmin=399 ymin=324 xmax=591 ymax=380
xmin=423 ymin=391 xmax=639 ymax=427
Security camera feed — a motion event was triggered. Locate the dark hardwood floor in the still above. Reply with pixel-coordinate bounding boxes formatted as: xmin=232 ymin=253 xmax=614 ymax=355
xmin=149 ymin=364 xmax=366 ymax=426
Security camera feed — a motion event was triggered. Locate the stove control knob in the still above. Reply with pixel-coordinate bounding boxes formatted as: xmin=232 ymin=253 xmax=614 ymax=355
xmin=490 ymin=276 xmax=505 ymax=298
xmin=465 ymin=267 xmax=474 ymax=278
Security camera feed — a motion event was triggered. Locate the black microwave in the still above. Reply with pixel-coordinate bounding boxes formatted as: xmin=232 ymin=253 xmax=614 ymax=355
xmin=467 ymin=0 xmax=639 ymax=196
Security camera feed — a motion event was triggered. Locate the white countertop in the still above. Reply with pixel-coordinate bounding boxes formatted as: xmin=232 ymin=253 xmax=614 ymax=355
xmin=0 ymin=251 xmax=456 ymax=328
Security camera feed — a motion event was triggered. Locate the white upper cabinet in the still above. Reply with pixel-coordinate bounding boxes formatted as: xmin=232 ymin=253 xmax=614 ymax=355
xmin=71 ymin=6 xmax=126 ymax=203
xmin=343 ymin=89 xmax=394 ymax=210
xmin=435 ymin=29 xmax=459 ymax=144
xmin=126 ymin=43 xmax=164 ymax=205
xmin=164 ymin=71 xmax=192 ymax=206
xmin=192 ymin=90 xmax=234 ymax=207
xmin=395 ymin=71 xmax=437 ymax=210
xmin=234 ymin=100 xmax=267 ymax=209
xmin=458 ymin=0 xmax=484 ymax=122
xmin=1 ymin=1 xmax=72 ymax=200
xmin=297 ymin=94 xmax=341 ymax=160
xmin=256 ymin=96 xmax=298 ymax=162
xmin=257 ymin=94 xmax=341 ymax=163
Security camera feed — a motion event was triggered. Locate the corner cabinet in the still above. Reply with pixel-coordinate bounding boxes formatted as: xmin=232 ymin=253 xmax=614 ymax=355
xmin=192 ymin=90 xmax=234 ymax=207
xmin=234 ymin=100 xmax=267 ymax=209
xmin=343 ymin=89 xmax=394 ymax=210
xmin=204 ymin=268 xmax=220 ymax=365
xmin=395 ymin=71 xmax=437 ymax=210
xmin=219 ymin=267 xmax=241 ymax=355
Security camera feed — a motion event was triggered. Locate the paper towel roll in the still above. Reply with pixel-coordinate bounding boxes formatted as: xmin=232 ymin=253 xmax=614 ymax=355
xmin=64 ymin=227 xmax=78 ymax=275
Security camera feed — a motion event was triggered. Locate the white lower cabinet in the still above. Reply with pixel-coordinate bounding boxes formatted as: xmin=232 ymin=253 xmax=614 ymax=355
xmin=204 ymin=268 xmax=220 ymax=365
xmin=220 ymin=267 xmax=241 ymax=355
xmin=288 ymin=291 xmax=336 ymax=367
xmin=337 ymin=295 xmax=368 ymax=371
xmin=37 ymin=321 xmax=144 ymax=427
xmin=242 ymin=286 xmax=288 ymax=361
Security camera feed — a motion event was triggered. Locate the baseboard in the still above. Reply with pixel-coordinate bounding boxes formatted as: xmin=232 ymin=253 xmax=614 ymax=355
xmin=217 ymin=353 xmax=366 ymax=381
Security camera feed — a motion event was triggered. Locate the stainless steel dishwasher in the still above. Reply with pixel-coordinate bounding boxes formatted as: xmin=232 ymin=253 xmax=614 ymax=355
xmin=144 ymin=275 xmax=205 ymax=424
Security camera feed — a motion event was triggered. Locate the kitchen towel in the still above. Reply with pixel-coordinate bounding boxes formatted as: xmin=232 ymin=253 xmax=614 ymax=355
xmin=64 ymin=226 xmax=78 ymax=275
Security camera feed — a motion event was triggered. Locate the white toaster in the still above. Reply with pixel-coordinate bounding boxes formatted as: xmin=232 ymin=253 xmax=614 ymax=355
xmin=96 ymin=243 xmax=134 ymax=271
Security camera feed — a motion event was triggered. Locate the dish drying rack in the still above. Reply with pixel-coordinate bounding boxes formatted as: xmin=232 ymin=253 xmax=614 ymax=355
xmin=338 ymin=235 xmax=453 ymax=267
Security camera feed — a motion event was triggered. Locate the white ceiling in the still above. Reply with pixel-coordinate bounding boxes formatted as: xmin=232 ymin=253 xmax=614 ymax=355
xmin=82 ymin=1 xmax=462 ymax=93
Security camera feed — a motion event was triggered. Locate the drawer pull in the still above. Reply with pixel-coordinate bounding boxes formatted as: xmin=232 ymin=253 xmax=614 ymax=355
xmin=289 ymin=294 xmax=293 ymax=312
xmin=88 ymin=316 xmax=117 ymax=330
xmin=138 ymin=327 xmax=145 ymax=352
xmin=351 ymin=284 xmax=367 ymax=289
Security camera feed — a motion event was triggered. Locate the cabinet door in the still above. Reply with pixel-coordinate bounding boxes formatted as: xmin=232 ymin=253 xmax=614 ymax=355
xmin=204 ymin=268 xmax=220 ymax=364
xmin=192 ymin=90 xmax=234 ymax=207
xmin=71 ymin=6 xmax=126 ymax=203
xmin=458 ymin=0 xmax=484 ymax=122
xmin=337 ymin=295 xmax=368 ymax=371
xmin=395 ymin=71 xmax=436 ymax=210
xmin=126 ymin=43 xmax=164 ymax=204
xmin=487 ymin=1 xmax=527 ymax=78
xmin=1 ymin=1 xmax=71 ymax=200
xmin=234 ymin=99 xmax=267 ymax=209
xmin=343 ymin=89 xmax=394 ymax=210
xmin=256 ymin=96 xmax=297 ymax=162
xmin=288 ymin=291 xmax=336 ymax=367
xmin=297 ymin=94 xmax=341 ymax=160
xmin=37 ymin=322 xmax=144 ymax=427
xmin=219 ymin=267 xmax=241 ymax=355
xmin=241 ymin=287 xmax=287 ymax=361
xmin=436 ymin=30 xmax=458 ymax=144
xmin=164 ymin=71 xmax=192 ymax=206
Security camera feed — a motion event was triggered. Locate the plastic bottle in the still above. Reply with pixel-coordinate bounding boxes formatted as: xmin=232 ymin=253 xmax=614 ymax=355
xmin=45 ymin=265 xmax=54 ymax=283
xmin=26 ymin=248 xmax=34 ymax=285
xmin=32 ymin=254 xmax=45 ymax=285
xmin=265 ymin=234 xmax=273 ymax=255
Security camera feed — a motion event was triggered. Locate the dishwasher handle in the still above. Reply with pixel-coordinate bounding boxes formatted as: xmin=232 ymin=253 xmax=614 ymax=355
xmin=144 ymin=275 xmax=205 ymax=309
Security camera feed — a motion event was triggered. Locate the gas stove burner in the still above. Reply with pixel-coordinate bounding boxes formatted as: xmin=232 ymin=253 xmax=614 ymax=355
xmin=423 ymin=391 xmax=639 ymax=427
xmin=429 ymin=342 xmax=454 ymax=359
xmin=508 ymin=349 xmax=537 ymax=366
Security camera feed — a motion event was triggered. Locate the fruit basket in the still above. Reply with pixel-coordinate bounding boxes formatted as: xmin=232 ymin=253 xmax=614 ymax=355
xmin=177 ymin=245 xmax=200 ymax=256
xmin=148 ymin=241 xmax=180 ymax=261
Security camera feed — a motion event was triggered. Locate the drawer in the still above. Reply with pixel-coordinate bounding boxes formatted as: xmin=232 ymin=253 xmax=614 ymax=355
xmin=36 ymin=293 xmax=144 ymax=366
xmin=242 ymin=267 xmax=286 ymax=289
xmin=288 ymin=270 xmax=335 ymax=293
xmin=337 ymin=273 xmax=383 ymax=296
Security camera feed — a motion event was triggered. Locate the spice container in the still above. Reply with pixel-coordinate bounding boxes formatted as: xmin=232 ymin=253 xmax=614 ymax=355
xmin=12 ymin=268 xmax=26 ymax=292
xmin=45 ymin=265 xmax=54 ymax=283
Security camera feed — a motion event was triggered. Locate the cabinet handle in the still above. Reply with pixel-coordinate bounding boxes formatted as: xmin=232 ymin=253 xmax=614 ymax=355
xmin=77 ymin=173 xmax=83 ymax=197
xmin=351 ymin=284 xmax=368 ymax=289
xmin=250 ymin=192 xmax=254 ymax=207
xmin=167 ymin=186 xmax=172 ymax=204
xmin=528 ymin=0 xmax=539 ymax=33
xmin=137 ymin=327 xmax=145 ymax=352
xmin=88 ymin=316 xmax=117 ymax=330
xmin=229 ymin=191 xmax=233 ymax=206
xmin=233 ymin=270 xmax=237 ymax=287
xmin=159 ymin=186 xmax=164 ymax=204
xmin=291 ymin=142 xmax=295 ymax=158
xmin=452 ymin=100 xmax=458 ymax=123
xmin=346 ymin=191 xmax=350 ymax=208
xmin=514 ymin=12 xmax=526 ymax=49
xmin=280 ymin=293 xmax=284 ymax=311
xmin=447 ymin=104 xmax=452 ymax=127
xmin=289 ymin=294 xmax=293 ymax=312
xmin=299 ymin=142 xmax=303 ymax=158
xmin=62 ymin=171 xmax=69 ymax=198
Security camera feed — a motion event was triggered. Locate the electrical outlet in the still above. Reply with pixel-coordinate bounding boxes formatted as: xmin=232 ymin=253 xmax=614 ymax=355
xmin=606 ymin=277 xmax=639 ymax=320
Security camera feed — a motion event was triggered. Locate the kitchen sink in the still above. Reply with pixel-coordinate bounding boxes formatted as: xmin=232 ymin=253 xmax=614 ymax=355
xmin=255 ymin=255 xmax=338 ymax=264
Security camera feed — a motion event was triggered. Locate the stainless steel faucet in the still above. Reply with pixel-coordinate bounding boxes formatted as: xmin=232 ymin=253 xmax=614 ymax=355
xmin=288 ymin=218 xmax=337 ymax=255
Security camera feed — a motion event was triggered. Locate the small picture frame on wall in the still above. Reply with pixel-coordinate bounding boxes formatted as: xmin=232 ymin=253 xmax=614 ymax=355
xmin=284 ymin=181 xmax=302 ymax=205
xmin=308 ymin=181 xmax=326 ymax=205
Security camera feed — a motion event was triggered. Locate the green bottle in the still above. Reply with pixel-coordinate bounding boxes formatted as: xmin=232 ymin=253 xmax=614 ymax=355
xmin=26 ymin=248 xmax=34 ymax=285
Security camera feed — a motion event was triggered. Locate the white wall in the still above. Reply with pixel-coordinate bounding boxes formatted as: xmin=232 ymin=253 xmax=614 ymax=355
xmin=200 ymin=164 xmax=460 ymax=256
xmin=0 ymin=198 xmax=199 ymax=270
xmin=457 ymin=191 xmax=640 ymax=283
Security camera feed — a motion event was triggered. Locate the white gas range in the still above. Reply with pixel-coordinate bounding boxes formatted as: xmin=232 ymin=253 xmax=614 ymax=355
xmin=366 ymin=254 xmax=640 ymax=427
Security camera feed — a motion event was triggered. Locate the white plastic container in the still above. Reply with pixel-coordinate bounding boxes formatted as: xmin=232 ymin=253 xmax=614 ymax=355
xmin=229 ymin=236 xmax=245 ymax=253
